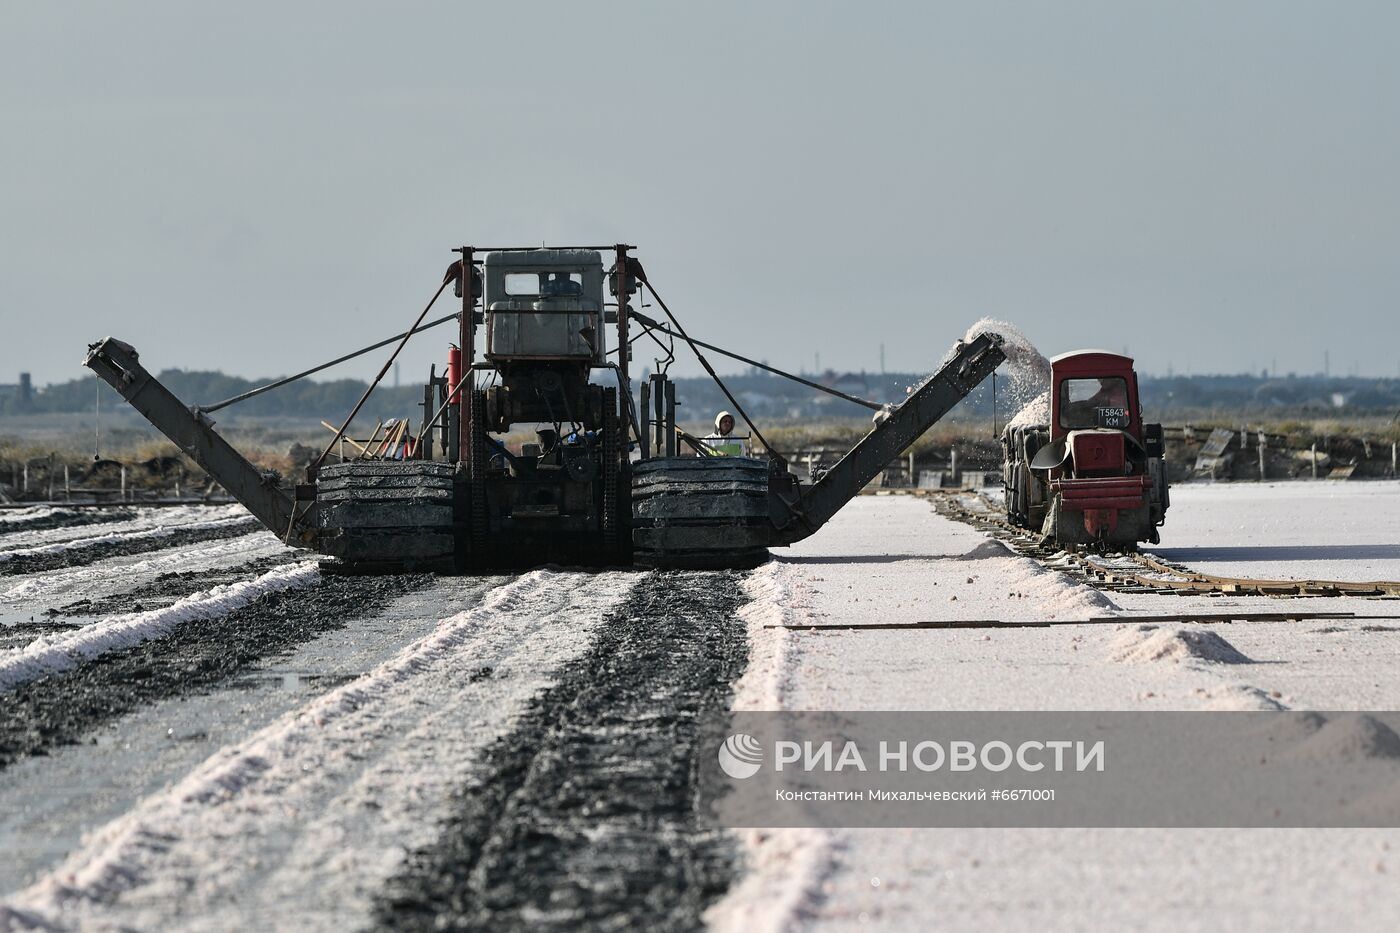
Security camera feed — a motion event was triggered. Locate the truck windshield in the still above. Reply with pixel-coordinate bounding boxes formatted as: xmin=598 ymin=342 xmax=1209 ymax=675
xmin=504 ymin=271 xmax=583 ymax=298
xmin=1059 ymin=377 xmax=1130 ymax=429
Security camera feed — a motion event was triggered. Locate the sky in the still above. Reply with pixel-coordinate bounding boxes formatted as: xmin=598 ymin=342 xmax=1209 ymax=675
xmin=2 ymin=0 xmax=1398 ymax=392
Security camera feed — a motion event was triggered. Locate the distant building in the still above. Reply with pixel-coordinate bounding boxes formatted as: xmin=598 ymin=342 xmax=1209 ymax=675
xmin=819 ymin=370 xmax=871 ymax=397
xmin=0 ymin=372 xmax=33 ymax=409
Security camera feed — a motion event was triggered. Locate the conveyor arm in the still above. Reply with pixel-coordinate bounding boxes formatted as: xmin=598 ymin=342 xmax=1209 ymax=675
xmin=84 ymin=337 xmax=314 ymax=542
xmin=769 ymin=333 xmax=1005 ymax=544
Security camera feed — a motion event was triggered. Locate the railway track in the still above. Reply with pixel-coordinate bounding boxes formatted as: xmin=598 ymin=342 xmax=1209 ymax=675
xmin=909 ymin=489 xmax=1400 ymax=599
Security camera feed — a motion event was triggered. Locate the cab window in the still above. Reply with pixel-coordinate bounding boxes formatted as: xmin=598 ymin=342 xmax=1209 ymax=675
xmin=504 ymin=271 xmax=583 ymax=298
xmin=1059 ymin=377 xmax=1130 ymax=429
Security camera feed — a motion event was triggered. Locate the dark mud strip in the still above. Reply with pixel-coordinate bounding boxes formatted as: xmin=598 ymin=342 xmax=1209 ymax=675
xmin=50 ymin=554 xmax=299 ymax=618
xmin=0 ymin=508 xmax=139 ymax=535
xmin=0 ymin=572 xmax=431 ymax=770
xmin=0 ymin=622 xmax=76 ymax=653
xmin=375 ymin=571 xmax=748 ymax=932
xmin=0 ymin=517 xmax=263 ymax=576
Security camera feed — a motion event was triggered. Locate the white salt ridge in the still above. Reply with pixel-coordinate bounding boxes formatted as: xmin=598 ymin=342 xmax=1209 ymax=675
xmin=0 ymin=509 xmax=251 ymax=563
xmin=0 ymin=504 xmax=247 ymax=552
xmin=0 ymin=506 xmax=61 ymax=525
xmin=710 ymin=561 xmax=839 ymax=933
xmin=1196 ymin=684 xmax=1288 ymax=711
xmin=0 ymin=532 xmax=289 ymax=604
xmin=706 ymin=823 xmax=839 ymax=933
xmin=1000 ymin=552 xmax=1118 ymax=619
xmin=733 ymin=561 xmax=814 ymax=711
xmin=1109 ymin=624 xmax=1253 ymax=665
xmin=0 ymin=562 xmax=319 ymax=693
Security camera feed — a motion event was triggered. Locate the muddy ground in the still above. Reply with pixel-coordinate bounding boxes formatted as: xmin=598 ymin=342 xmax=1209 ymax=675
xmin=377 ymin=572 xmax=747 ymax=931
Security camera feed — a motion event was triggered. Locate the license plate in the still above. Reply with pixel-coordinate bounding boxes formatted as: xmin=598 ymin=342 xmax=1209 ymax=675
xmin=1096 ymin=407 xmax=1130 ymax=429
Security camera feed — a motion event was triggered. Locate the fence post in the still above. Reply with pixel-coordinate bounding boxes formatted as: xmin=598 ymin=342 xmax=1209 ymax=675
xmin=64 ymin=464 xmax=71 ymax=500
xmin=950 ymin=447 xmax=959 ymax=486
xmin=908 ymin=450 xmax=915 ymax=487
xmin=1257 ymin=430 xmax=1266 ymax=481
xmin=664 ymin=381 xmax=677 ymax=458
xmin=22 ymin=462 xmax=28 ymax=494
xmin=46 ymin=455 xmax=54 ymax=500
xmin=1311 ymin=443 xmax=1318 ymax=479
xmin=120 ymin=464 xmax=127 ymax=501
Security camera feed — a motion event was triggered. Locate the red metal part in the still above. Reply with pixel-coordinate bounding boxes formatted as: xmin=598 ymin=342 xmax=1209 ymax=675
xmin=1050 ymin=474 xmax=1152 ymax=512
xmin=1084 ymin=508 xmax=1117 ymax=537
xmin=1070 ymin=431 xmax=1125 ymax=475
xmin=446 ymin=345 xmax=462 ymax=400
xmin=446 ymin=345 xmax=462 ymax=388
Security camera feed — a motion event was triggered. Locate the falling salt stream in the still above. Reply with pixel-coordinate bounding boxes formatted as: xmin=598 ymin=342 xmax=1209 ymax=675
xmin=962 ymin=317 xmax=1052 ymax=429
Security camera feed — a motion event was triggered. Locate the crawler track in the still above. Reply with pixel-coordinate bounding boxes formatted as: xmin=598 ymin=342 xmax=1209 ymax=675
xmin=916 ymin=489 xmax=1400 ymax=599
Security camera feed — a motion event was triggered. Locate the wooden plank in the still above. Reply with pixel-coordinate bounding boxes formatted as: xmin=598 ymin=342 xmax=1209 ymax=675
xmin=764 ymin=611 xmax=1400 ymax=631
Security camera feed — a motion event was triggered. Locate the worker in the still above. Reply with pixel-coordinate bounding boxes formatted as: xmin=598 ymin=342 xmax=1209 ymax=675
xmin=704 ymin=410 xmax=747 ymax=456
xmin=1090 ymin=378 xmax=1129 ymax=409
xmin=1063 ymin=377 xmax=1130 ymax=428
xmin=540 ymin=271 xmax=580 ymax=298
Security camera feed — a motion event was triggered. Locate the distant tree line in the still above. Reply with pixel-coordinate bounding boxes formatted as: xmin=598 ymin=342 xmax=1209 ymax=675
xmin=3 ymin=369 xmax=427 ymax=423
xmin=657 ymin=370 xmax=1400 ymax=423
xmin=5 ymin=367 xmax=1398 ymax=423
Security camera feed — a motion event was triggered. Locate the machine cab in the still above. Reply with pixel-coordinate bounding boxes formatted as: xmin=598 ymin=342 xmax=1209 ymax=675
xmin=1045 ymin=350 xmax=1152 ymax=481
xmin=482 ymin=249 xmax=607 ymax=365
xmin=1049 ymin=350 xmax=1142 ymax=442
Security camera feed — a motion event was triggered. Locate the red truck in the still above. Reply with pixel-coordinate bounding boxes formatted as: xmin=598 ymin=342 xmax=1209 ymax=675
xmin=1001 ymin=350 xmax=1169 ymax=549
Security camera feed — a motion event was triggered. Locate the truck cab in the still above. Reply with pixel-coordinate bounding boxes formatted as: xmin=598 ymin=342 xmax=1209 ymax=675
xmin=479 ymin=249 xmax=611 ymax=433
xmin=483 ymin=249 xmax=607 ymax=365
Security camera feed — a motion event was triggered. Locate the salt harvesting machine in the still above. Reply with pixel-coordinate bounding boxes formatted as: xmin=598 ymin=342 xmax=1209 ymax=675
xmin=83 ymin=242 xmax=1155 ymax=571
